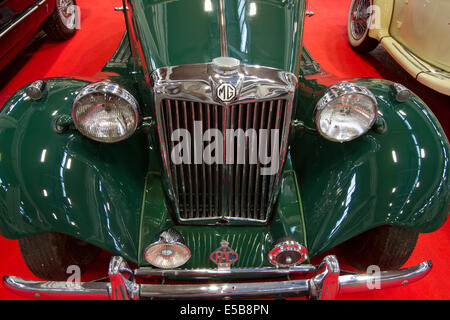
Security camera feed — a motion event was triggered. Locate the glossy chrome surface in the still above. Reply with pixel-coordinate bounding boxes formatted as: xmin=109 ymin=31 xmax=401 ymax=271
xmin=3 ymin=276 xmax=110 ymax=300
xmin=390 ymin=83 xmax=411 ymax=103
xmin=349 ymin=0 xmax=372 ymax=41
xmin=314 ymin=81 xmax=378 ymax=142
xmin=339 ymin=261 xmax=433 ymax=294
xmin=143 ymin=229 xmax=191 ymax=268
xmin=134 ymin=265 xmax=317 ymax=277
xmin=153 ymin=62 xmax=297 ymax=224
xmin=3 ymin=256 xmax=433 ymax=300
xmin=108 ymin=256 xmax=139 ymax=300
xmin=152 ymin=62 xmax=297 ymax=105
xmin=268 ymin=239 xmax=308 ymax=267
xmin=72 ymin=81 xmax=140 ymax=143
xmin=308 ymin=255 xmax=340 ymax=300
xmin=25 ymin=80 xmax=47 ymax=101
xmin=56 ymin=0 xmax=76 ymax=30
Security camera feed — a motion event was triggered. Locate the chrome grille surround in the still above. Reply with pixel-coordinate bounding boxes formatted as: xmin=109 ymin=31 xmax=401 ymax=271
xmin=152 ymin=61 xmax=297 ymax=224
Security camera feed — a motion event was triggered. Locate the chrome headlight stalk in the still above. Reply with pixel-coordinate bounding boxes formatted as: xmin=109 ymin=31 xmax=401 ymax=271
xmin=314 ymin=82 xmax=378 ymax=142
xmin=72 ymin=81 xmax=140 ymax=143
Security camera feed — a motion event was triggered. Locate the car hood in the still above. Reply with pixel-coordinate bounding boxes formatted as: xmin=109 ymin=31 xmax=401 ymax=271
xmin=130 ymin=0 xmax=306 ymax=74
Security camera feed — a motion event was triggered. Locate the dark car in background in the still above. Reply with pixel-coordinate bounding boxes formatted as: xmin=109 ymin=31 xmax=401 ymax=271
xmin=0 ymin=0 xmax=78 ymax=70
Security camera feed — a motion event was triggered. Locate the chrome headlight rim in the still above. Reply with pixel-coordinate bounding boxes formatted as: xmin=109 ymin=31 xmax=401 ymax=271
xmin=72 ymin=80 xmax=140 ymax=143
xmin=268 ymin=238 xmax=308 ymax=267
xmin=143 ymin=229 xmax=191 ymax=269
xmin=314 ymin=81 xmax=378 ymax=143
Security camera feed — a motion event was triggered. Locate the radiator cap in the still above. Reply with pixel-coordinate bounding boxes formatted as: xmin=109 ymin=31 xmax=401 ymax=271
xmin=212 ymin=57 xmax=240 ymax=74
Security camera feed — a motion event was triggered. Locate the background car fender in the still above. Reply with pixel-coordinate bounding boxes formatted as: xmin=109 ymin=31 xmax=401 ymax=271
xmin=292 ymin=77 xmax=450 ymax=257
xmin=0 ymin=78 xmax=149 ymax=263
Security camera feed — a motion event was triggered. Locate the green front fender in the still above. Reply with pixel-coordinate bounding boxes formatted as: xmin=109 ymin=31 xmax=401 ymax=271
xmin=292 ymin=77 xmax=450 ymax=257
xmin=0 ymin=79 xmax=149 ymax=263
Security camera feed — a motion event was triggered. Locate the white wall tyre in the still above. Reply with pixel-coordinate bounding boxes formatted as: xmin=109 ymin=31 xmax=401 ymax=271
xmin=347 ymin=0 xmax=379 ymax=52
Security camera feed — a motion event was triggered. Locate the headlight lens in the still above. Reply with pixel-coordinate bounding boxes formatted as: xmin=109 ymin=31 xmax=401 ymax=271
xmin=144 ymin=229 xmax=191 ymax=269
xmin=72 ymin=81 xmax=139 ymax=143
xmin=315 ymin=82 xmax=378 ymax=142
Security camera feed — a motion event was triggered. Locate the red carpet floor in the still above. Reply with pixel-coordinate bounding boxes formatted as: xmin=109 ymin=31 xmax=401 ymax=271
xmin=0 ymin=0 xmax=449 ymax=300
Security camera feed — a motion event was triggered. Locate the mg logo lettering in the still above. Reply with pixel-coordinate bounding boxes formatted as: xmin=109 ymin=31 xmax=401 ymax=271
xmin=216 ymin=83 xmax=236 ymax=102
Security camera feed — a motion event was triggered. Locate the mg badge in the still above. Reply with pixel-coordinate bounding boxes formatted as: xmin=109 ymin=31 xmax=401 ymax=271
xmin=210 ymin=240 xmax=238 ymax=268
xmin=216 ymin=83 xmax=236 ymax=102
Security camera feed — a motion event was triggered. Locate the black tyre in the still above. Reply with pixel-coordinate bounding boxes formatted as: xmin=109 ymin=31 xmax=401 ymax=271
xmin=347 ymin=0 xmax=379 ymax=53
xmin=339 ymin=225 xmax=419 ymax=271
xmin=44 ymin=0 xmax=78 ymax=41
xmin=18 ymin=232 xmax=100 ymax=281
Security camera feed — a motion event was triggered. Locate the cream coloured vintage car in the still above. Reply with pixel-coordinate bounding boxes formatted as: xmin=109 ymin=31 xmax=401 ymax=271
xmin=347 ymin=0 xmax=450 ymax=96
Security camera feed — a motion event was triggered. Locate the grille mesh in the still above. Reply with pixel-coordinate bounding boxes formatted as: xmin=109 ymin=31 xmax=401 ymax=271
xmin=158 ymin=99 xmax=290 ymax=222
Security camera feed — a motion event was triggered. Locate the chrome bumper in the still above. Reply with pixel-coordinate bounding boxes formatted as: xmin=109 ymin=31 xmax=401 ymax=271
xmin=2 ymin=256 xmax=432 ymax=300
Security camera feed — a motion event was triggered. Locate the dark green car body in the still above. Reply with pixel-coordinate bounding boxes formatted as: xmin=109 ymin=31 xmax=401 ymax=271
xmin=0 ymin=0 xmax=449 ymax=270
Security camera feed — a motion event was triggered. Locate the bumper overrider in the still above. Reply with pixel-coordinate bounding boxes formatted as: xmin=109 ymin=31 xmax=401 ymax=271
xmin=2 ymin=256 xmax=432 ymax=300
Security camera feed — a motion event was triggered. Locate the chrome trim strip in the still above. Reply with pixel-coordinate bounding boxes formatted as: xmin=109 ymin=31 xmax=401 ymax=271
xmin=3 ymin=276 xmax=110 ymax=300
xmin=134 ymin=265 xmax=317 ymax=277
xmin=424 ymin=70 xmax=450 ymax=81
xmin=218 ymin=0 xmax=228 ymax=56
xmin=0 ymin=0 xmax=48 ymax=39
xmin=2 ymin=256 xmax=433 ymax=300
xmin=391 ymin=42 xmax=428 ymax=74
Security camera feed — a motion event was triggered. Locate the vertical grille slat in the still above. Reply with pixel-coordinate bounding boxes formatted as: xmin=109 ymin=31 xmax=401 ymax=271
xmin=253 ymin=101 xmax=266 ymax=220
xmin=206 ymin=104 xmax=214 ymax=217
xmin=166 ymin=100 xmax=179 ymax=200
xmin=240 ymin=103 xmax=251 ymax=219
xmin=234 ymin=104 xmax=243 ymax=218
xmin=260 ymin=100 xmax=274 ymax=220
xmin=182 ymin=101 xmax=194 ymax=219
xmin=227 ymin=105 xmax=235 ymax=217
xmin=158 ymin=98 xmax=291 ymax=223
xmin=247 ymin=103 xmax=258 ymax=220
xmin=199 ymin=103 xmax=207 ymax=218
xmin=214 ymin=104 xmax=221 ymax=217
xmin=174 ymin=101 xmax=188 ymax=215
xmin=268 ymin=100 xmax=285 ymax=206
xmin=190 ymin=101 xmax=200 ymax=218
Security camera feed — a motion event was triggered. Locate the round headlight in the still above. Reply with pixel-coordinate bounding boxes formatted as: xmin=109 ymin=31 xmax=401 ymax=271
xmin=72 ymin=81 xmax=139 ymax=143
xmin=314 ymin=82 xmax=378 ymax=142
xmin=144 ymin=229 xmax=191 ymax=269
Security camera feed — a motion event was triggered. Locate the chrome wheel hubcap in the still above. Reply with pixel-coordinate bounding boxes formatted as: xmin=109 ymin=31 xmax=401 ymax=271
xmin=350 ymin=0 xmax=372 ymax=40
xmin=57 ymin=0 xmax=76 ymax=30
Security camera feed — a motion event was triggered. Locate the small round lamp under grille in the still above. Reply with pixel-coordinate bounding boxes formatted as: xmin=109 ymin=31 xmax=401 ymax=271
xmin=268 ymin=238 xmax=308 ymax=267
xmin=144 ymin=229 xmax=191 ymax=269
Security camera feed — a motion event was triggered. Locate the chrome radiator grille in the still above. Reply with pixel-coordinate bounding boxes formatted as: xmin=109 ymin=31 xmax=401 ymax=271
xmin=152 ymin=61 xmax=297 ymax=224
xmin=159 ymin=99 xmax=225 ymax=219
xmin=157 ymin=98 xmax=291 ymax=222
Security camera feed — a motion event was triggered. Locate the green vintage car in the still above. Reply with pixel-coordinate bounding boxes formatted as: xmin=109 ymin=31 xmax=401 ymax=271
xmin=0 ymin=0 xmax=449 ymax=300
